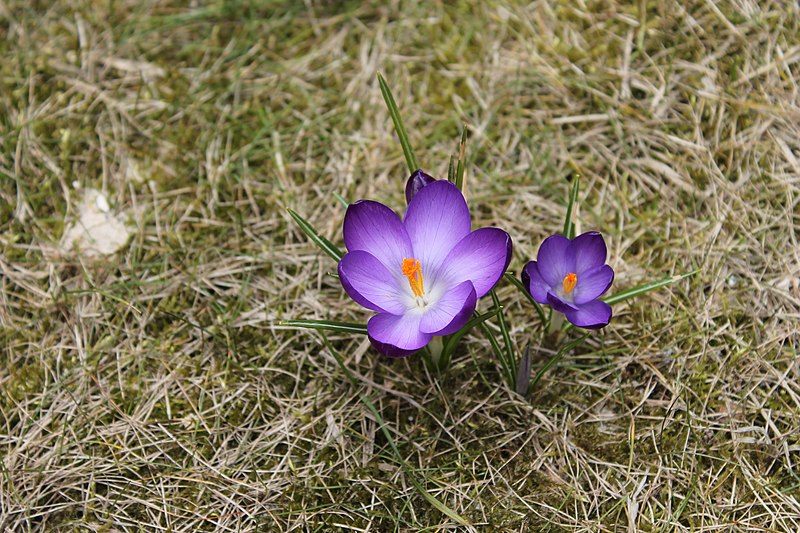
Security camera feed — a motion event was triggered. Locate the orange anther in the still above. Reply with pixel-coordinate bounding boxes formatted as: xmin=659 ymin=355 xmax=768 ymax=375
xmin=563 ymin=272 xmax=577 ymax=295
xmin=402 ymin=258 xmax=425 ymax=298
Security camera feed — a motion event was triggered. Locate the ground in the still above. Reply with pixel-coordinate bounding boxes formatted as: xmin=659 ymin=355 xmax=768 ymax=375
xmin=1 ymin=1 xmax=799 ymax=531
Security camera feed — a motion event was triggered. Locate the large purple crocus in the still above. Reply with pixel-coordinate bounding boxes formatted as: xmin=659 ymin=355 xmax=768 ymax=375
xmin=522 ymin=232 xmax=614 ymax=329
xmin=338 ymin=180 xmax=512 ymax=357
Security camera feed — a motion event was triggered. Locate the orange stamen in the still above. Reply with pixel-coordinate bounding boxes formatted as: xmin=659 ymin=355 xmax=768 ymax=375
xmin=402 ymin=258 xmax=425 ymax=298
xmin=563 ymin=272 xmax=577 ymax=294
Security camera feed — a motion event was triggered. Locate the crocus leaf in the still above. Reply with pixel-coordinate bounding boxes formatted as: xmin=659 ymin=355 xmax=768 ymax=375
xmin=529 ymin=333 xmax=590 ymax=392
xmin=279 ymin=319 xmax=366 ymax=335
xmin=503 ymin=272 xmax=547 ymax=324
xmin=377 ymin=73 xmax=419 ymax=174
xmin=563 ymin=175 xmax=580 ymax=239
xmin=556 ymin=270 xmax=698 ymax=334
xmin=447 ymin=155 xmax=456 ymax=183
xmin=320 ymin=333 xmax=472 ymax=526
xmin=454 ymin=125 xmax=468 ymax=192
xmin=602 ymin=270 xmax=698 ymax=305
xmin=490 ymin=289 xmax=515 ymax=389
xmin=471 ymin=307 xmax=515 ymax=389
xmin=444 ymin=306 xmax=503 ymax=359
xmin=333 ymin=192 xmax=350 ymax=209
xmin=287 ymin=208 xmax=344 ymax=262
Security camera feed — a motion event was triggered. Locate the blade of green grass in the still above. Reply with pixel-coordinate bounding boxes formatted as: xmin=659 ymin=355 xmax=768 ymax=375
xmin=602 ymin=270 xmax=698 ymax=305
xmin=658 ymin=485 xmax=695 ymax=533
xmin=563 ymin=175 xmax=580 ymax=239
xmin=279 ymin=319 xmax=367 ymax=335
xmin=377 ymin=73 xmax=419 ymax=174
xmin=320 ymin=333 xmax=472 ymax=527
xmin=287 ymin=208 xmax=344 ymax=262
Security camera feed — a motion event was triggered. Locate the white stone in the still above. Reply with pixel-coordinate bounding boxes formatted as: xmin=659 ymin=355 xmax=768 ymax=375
xmin=60 ymin=189 xmax=130 ymax=258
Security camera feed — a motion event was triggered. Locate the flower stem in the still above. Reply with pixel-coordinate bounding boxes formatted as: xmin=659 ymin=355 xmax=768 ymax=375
xmin=427 ymin=336 xmax=445 ymax=371
xmin=547 ymin=311 xmax=564 ymax=334
xmin=546 ymin=312 xmax=565 ymax=341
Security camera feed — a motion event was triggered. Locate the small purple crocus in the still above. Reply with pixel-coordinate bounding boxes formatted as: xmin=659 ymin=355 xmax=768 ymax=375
xmin=522 ymin=232 xmax=614 ymax=329
xmin=338 ymin=180 xmax=512 ymax=357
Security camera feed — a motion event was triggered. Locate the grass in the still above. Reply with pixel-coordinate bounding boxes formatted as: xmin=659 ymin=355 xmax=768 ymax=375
xmin=1 ymin=0 xmax=799 ymax=530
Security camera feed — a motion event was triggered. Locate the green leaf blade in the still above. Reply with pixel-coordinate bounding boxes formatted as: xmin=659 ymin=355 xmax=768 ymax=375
xmin=333 ymin=192 xmax=350 ymax=209
xmin=529 ymin=333 xmax=590 ymax=392
xmin=454 ymin=125 xmax=468 ymax=191
xmin=444 ymin=306 xmax=503 ymax=356
xmin=279 ymin=319 xmax=367 ymax=335
xmin=602 ymin=270 xmax=698 ymax=305
xmin=447 ymin=155 xmax=456 ymax=183
xmin=490 ymin=289 xmax=515 ymax=389
xmin=504 ymin=272 xmax=547 ymax=324
xmin=563 ymin=175 xmax=580 ymax=239
xmin=287 ymin=208 xmax=344 ymax=262
xmin=377 ymin=73 xmax=418 ymax=174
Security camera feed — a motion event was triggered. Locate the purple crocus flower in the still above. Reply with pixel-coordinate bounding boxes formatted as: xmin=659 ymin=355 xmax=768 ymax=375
xmin=522 ymin=232 xmax=614 ymax=329
xmin=338 ymin=180 xmax=512 ymax=357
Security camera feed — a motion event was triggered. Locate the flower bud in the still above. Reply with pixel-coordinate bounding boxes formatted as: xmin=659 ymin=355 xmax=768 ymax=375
xmin=405 ymin=169 xmax=436 ymax=204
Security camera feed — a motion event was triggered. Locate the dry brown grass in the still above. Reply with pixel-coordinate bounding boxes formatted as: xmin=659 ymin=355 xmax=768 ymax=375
xmin=1 ymin=1 xmax=799 ymax=531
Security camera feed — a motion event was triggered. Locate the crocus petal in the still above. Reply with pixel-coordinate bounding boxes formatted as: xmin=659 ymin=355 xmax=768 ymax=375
xmin=572 ymin=264 xmax=614 ymax=305
xmin=403 ymin=180 xmax=471 ymax=271
xmin=536 ymin=235 xmax=573 ymax=285
xmin=435 ymin=228 xmax=512 ymax=298
xmin=565 ymin=299 xmax=612 ymax=329
xmin=367 ymin=312 xmax=432 ymax=358
xmin=343 ymin=200 xmax=413 ymax=271
xmin=522 ymin=261 xmax=550 ymax=304
xmin=338 ymin=251 xmax=408 ymax=314
xmin=419 ymin=280 xmax=476 ymax=335
xmin=570 ymin=232 xmax=607 ymax=274
xmin=405 ymin=169 xmax=436 ymax=204
xmin=546 ymin=292 xmax=578 ymax=313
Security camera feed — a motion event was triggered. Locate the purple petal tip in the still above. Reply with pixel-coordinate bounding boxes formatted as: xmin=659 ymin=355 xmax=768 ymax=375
xmin=368 ymin=335 xmax=422 ymax=358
